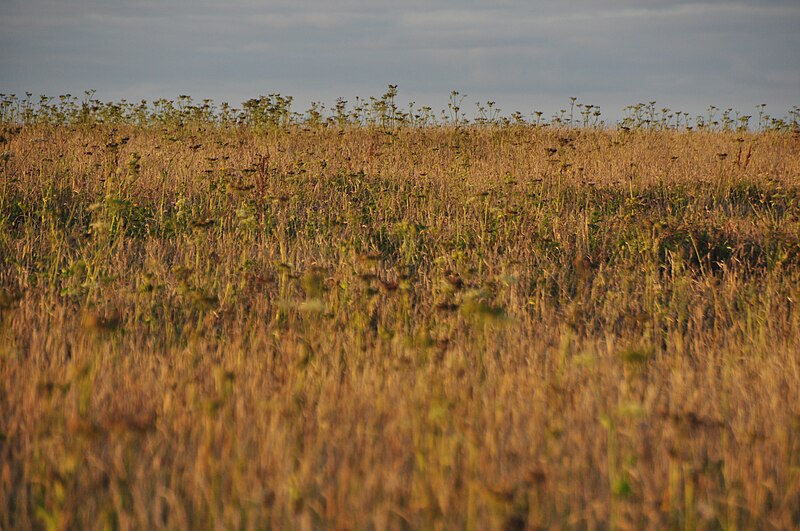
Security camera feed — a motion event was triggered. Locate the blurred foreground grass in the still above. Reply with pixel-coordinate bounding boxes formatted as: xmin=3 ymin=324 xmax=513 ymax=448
xmin=1 ymin=119 xmax=799 ymax=529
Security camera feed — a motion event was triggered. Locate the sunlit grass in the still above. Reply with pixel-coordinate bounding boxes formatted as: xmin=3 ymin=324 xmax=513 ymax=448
xmin=0 ymin=91 xmax=799 ymax=529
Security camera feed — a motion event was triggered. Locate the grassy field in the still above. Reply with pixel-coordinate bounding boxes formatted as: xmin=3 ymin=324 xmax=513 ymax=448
xmin=1 ymin=96 xmax=800 ymax=529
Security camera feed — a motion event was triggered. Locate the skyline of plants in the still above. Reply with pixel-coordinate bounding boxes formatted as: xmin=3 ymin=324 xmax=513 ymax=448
xmin=2 ymin=87 xmax=798 ymax=132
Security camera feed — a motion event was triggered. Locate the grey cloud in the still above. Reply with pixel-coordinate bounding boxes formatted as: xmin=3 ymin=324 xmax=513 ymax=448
xmin=1 ymin=0 xmax=797 ymax=120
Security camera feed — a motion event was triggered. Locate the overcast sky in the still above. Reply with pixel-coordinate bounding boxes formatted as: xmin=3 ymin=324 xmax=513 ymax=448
xmin=1 ymin=0 xmax=798 ymax=121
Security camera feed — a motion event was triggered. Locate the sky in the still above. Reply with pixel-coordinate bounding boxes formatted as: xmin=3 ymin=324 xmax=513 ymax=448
xmin=1 ymin=0 xmax=798 ymax=122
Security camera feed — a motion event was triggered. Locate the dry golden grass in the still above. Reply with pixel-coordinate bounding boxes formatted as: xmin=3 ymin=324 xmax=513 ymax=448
xmin=1 ymin=119 xmax=800 ymax=529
